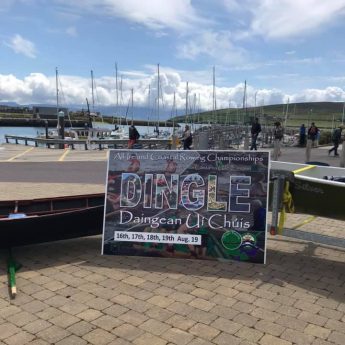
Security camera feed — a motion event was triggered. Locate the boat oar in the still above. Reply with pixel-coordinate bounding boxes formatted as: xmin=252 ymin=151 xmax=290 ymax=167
xmin=7 ymin=249 xmax=22 ymax=298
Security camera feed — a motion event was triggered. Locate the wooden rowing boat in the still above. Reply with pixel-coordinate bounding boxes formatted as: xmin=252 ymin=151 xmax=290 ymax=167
xmin=0 ymin=193 xmax=105 ymax=248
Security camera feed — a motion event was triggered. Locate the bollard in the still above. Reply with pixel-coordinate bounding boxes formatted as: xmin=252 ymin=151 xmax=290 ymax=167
xmin=45 ymin=120 xmax=49 ymax=139
xmin=58 ymin=111 xmax=65 ymax=149
xmin=244 ymin=134 xmax=250 ymax=150
xmin=305 ymin=139 xmax=312 ymax=163
xmin=341 ymin=141 xmax=345 ymax=168
xmin=170 ymin=135 xmax=178 ymax=149
xmin=270 ymin=174 xmax=285 ymax=235
xmin=273 ymin=139 xmax=280 ymax=161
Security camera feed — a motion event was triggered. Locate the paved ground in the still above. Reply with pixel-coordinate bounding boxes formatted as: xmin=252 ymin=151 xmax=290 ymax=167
xmin=0 ymin=142 xmax=344 ymax=345
xmin=0 ymin=143 xmax=344 ymax=167
xmin=0 ymin=235 xmax=344 ymax=345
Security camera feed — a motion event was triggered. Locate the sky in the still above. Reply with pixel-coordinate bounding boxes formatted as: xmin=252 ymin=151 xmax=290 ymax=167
xmin=1 ymin=0 xmax=345 ymax=118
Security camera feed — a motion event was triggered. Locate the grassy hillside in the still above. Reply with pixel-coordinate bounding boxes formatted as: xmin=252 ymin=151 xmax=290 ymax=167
xmin=173 ymin=102 xmax=345 ymax=129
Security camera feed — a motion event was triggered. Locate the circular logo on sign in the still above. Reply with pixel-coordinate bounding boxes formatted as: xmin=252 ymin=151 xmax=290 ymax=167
xmin=221 ymin=230 xmax=242 ymax=250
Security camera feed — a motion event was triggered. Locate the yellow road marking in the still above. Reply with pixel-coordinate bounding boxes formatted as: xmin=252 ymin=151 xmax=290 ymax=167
xmin=7 ymin=147 xmax=34 ymax=161
xmin=291 ymin=216 xmax=316 ymax=230
xmin=293 ymin=165 xmax=316 ymax=174
xmin=58 ymin=148 xmax=70 ymax=161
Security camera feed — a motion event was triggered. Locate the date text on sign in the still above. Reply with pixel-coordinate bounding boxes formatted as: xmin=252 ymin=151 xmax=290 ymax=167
xmin=114 ymin=231 xmax=201 ymax=245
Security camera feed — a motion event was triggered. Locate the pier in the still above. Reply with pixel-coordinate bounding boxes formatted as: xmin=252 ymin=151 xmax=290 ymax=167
xmin=4 ymin=135 xmax=171 ymax=150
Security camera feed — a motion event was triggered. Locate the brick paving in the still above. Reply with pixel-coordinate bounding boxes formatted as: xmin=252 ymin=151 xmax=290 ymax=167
xmin=1 ymin=143 xmax=344 ymax=344
xmin=0 ymin=233 xmax=344 ymax=345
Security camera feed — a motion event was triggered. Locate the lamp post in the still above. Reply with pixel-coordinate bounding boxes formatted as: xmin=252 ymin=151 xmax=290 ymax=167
xmin=58 ymin=111 xmax=65 ymax=139
xmin=58 ymin=110 xmax=65 ymax=149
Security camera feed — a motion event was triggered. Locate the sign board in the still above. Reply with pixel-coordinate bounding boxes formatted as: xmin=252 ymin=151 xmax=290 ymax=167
xmin=102 ymin=150 xmax=270 ymax=263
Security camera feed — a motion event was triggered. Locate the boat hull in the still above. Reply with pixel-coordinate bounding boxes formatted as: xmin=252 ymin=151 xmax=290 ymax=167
xmin=271 ymin=161 xmax=345 ymax=220
xmin=0 ymin=194 xmax=105 ymax=248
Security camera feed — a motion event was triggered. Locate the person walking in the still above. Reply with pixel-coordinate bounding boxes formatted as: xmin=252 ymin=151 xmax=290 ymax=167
xmin=250 ymin=117 xmax=261 ymax=150
xmin=328 ymin=126 xmax=342 ymax=156
xmin=299 ymin=124 xmax=306 ymax=146
xmin=273 ymin=121 xmax=284 ymax=160
xmin=181 ymin=125 xmax=192 ymax=150
xmin=308 ymin=122 xmax=319 ymax=147
xmin=128 ymin=124 xmax=140 ymax=149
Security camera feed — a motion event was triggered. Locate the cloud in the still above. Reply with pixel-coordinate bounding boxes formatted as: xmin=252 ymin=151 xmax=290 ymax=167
xmin=65 ymin=26 xmax=78 ymax=37
xmin=0 ymin=0 xmax=16 ymax=12
xmin=248 ymin=0 xmax=345 ymax=39
xmin=177 ymin=30 xmax=247 ymax=64
xmin=291 ymin=87 xmax=345 ymax=103
xmin=221 ymin=0 xmax=345 ymax=40
xmin=1 ymin=72 xmax=345 ymax=117
xmin=4 ymin=34 xmax=37 ymax=58
xmin=56 ymin=0 xmax=204 ymax=32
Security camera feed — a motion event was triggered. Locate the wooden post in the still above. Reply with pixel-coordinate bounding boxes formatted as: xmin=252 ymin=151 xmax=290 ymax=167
xmin=270 ymin=175 xmax=285 ymax=235
xmin=273 ymin=139 xmax=280 ymax=161
xmin=340 ymin=141 xmax=345 ymax=168
xmin=244 ymin=134 xmax=249 ymax=150
xmin=7 ymin=249 xmax=22 ymax=299
xmin=305 ymin=139 xmax=312 ymax=163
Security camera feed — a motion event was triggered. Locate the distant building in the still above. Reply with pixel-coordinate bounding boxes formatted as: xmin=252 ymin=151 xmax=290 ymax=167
xmin=0 ymin=105 xmax=30 ymax=114
xmin=32 ymin=106 xmax=69 ymax=119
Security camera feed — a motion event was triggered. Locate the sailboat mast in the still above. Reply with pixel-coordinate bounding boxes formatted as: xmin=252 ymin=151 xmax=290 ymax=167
xmin=147 ymin=85 xmax=151 ymax=133
xmin=115 ymin=62 xmax=119 ymax=109
xmin=55 ymin=67 xmax=59 ymax=115
xmin=185 ymin=82 xmax=189 ymax=124
xmin=91 ymin=70 xmax=95 ymax=112
xmin=131 ymin=88 xmax=134 ymax=125
xmin=284 ymin=98 xmax=290 ymax=130
xmin=172 ymin=91 xmax=176 ymax=131
xmin=213 ymin=66 xmax=216 ymax=123
xmin=198 ymin=93 xmax=201 ymax=124
xmin=242 ymin=80 xmax=247 ymax=124
xmin=157 ymin=64 xmax=160 ymax=130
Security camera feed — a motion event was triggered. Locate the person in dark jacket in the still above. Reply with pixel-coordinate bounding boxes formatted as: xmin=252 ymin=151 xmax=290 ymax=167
xmin=328 ymin=126 xmax=342 ymax=156
xmin=299 ymin=124 xmax=306 ymax=146
xmin=307 ymin=122 xmax=319 ymax=146
xmin=128 ymin=125 xmax=140 ymax=149
xmin=250 ymin=117 xmax=261 ymax=150
xmin=181 ymin=125 xmax=192 ymax=150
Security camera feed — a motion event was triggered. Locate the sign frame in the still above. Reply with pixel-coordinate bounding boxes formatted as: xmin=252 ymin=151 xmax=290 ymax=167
xmin=102 ymin=149 xmax=270 ymax=264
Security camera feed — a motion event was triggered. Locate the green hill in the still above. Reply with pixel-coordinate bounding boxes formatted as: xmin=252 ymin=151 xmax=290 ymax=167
xmin=172 ymin=102 xmax=345 ymax=129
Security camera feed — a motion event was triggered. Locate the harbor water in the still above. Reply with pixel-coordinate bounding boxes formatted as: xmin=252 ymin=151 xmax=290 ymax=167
xmin=0 ymin=123 xmax=187 ymax=144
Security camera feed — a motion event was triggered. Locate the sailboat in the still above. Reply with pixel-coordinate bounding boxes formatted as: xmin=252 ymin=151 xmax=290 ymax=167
xmin=44 ymin=68 xmax=81 ymax=141
xmin=143 ymin=64 xmax=171 ymax=140
xmin=110 ymin=63 xmax=128 ymax=139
